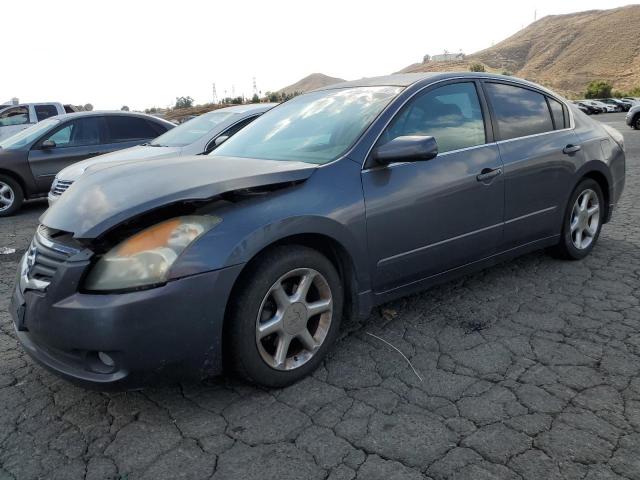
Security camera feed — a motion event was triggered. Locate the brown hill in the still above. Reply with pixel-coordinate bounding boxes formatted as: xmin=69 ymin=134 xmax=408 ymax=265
xmin=400 ymin=5 xmax=640 ymax=97
xmin=278 ymin=73 xmax=346 ymax=95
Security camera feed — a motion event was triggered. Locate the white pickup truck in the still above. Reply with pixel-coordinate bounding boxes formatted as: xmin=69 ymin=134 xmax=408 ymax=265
xmin=0 ymin=103 xmax=72 ymax=141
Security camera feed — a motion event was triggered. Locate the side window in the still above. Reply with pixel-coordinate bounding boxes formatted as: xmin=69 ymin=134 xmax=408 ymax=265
xmin=485 ymin=83 xmax=553 ymax=140
xmin=224 ymin=116 xmax=257 ymax=138
xmin=147 ymin=120 xmax=170 ymax=136
xmin=0 ymin=106 xmax=29 ymax=127
xmin=106 ymin=116 xmax=160 ymax=142
xmin=381 ymin=82 xmax=486 ymax=154
xmin=44 ymin=118 xmax=102 ymax=148
xmin=35 ymin=105 xmax=59 ymax=121
xmin=548 ymin=98 xmax=566 ymax=129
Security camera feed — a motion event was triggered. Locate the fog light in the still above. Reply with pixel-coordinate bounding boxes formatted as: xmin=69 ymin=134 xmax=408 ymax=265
xmin=98 ymin=351 xmax=115 ymax=368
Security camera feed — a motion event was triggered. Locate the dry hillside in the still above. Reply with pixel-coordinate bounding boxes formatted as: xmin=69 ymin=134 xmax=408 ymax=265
xmin=277 ymin=73 xmax=346 ymax=95
xmin=400 ymin=5 xmax=640 ymax=96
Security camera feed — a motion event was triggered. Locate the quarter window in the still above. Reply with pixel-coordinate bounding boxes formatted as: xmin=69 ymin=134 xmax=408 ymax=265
xmin=35 ymin=105 xmax=59 ymax=121
xmin=381 ymin=82 xmax=486 ymax=154
xmin=485 ymin=83 xmax=554 ymax=140
xmin=548 ymin=98 xmax=566 ymax=129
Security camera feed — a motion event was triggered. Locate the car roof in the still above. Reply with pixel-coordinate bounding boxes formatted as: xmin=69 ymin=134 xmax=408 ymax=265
xmin=48 ymin=110 xmax=175 ymax=126
xmin=211 ymin=103 xmax=278 ymax=114
xmin=312 ymin=72 xmax=561 ymax=96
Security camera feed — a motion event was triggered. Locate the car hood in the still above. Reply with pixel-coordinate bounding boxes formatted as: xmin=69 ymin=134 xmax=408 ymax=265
xmin=41 ymin=155 xmax=317 ymax=239
xmin=57 ymin=145 xmax=183 ymax=181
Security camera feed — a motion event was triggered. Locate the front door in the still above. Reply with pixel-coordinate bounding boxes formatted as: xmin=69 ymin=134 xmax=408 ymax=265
xmin=28 ymin=116 xmax=108 ymax=190
xmin=362 ymin=81 xmax=505 ymax=293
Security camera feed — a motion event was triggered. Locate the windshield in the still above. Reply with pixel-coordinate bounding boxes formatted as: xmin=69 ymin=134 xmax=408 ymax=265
xmin=212 ymin=86 xmax=402 ymax=164
xmin=151 ymin=111 xmax=239 ymax=147
xmin=0 ymin=118 xmax=59 ymax=150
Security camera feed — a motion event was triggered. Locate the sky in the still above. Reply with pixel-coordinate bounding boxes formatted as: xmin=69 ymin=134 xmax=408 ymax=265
xmin=2 ymin=0 xmax=636 ymax=110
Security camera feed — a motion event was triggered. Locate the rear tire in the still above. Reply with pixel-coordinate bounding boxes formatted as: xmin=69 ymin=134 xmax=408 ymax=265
xmin=550 ymin=178 xmax=604 ymax=260
xmin=633 ymin=115 xmax=640 ymax=130
xmin=0 ymin=175 xmax=23 ymax=217
xmin=227 ymin=245 xmax=343 ymax=387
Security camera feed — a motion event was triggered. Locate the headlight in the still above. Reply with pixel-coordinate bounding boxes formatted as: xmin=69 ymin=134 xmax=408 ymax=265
xmin=84 ymin=215 xmax=221 ymax=291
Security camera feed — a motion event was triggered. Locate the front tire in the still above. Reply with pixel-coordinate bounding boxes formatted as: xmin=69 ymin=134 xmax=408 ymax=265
xmin=227 ymin=245 xmax=343 ymax=387
xmin=551 ymin=178 xmax=604 ymax=260
xmin=0 ymin=175 xmax=23 ymax=217
xmin=633 ymin=115 xmax=640 ymax=130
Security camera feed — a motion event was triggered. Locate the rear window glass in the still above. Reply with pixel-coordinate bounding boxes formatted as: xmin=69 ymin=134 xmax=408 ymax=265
xmin=548 ymin=98 xmax=566 ymax=129
xmin=485 ymin=83 xmax=554 ymax=140
xmin=35 ymin=105 xmax=59 ymax=121
xmin=106 ymin=116 xmax=160 ymax=142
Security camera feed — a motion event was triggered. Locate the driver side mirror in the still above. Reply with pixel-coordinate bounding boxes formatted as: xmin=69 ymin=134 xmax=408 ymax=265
xmin=214 ymin=135 xmax=229 ymax=147
xmin=372 ymin=135 xmax=438 ymax=165
xmin=41 ymin=139 xmax=56 ymax=149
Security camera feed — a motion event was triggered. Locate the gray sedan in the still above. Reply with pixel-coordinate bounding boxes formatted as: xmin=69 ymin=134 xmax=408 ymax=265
xmin=11 ymin=73 xmax=625 ymax=389
xmin=48 ymin=103 xmax=277 ymax=204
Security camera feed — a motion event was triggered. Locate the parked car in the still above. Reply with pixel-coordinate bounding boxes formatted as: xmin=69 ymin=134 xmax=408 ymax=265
xmin=598 ymin=98 xmax=628 ymax=112
xmin=0 ymin=111 xmax=174 ymax=216
xmin=48 ymin=103 xmax=277 ymax=205
xmin=574 ymin=101 xmax=598 ymax=115
xmin=11 ymin=73 xmax=625 ymax=389
xmin=0 ymin=102 xmax=71 ymax=141
xmin=577 ymin=100 xmax=606 ymax=113
xmin=626 ymin=104 xmax=640 ymax=129
xmin=583 ymin=100 xmax=615 ymax=112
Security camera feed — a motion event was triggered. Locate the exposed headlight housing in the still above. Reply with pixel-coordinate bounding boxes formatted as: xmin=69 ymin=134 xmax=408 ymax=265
xmin=84 ymin=215 xmax=221 ymax=292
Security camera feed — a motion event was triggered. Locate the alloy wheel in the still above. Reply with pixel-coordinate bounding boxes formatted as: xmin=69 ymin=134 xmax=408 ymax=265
xmin=0 ymin=182 xmax=15 ymax=212
xmin=570 ymin=189 xmax=600 ymax=250
xmin=255 ymin=268 xmax=333 ymax=371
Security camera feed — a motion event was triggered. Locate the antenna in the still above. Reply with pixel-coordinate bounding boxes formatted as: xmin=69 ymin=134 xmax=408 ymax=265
xmin=212 ymin=83 xmax=218 ymax=104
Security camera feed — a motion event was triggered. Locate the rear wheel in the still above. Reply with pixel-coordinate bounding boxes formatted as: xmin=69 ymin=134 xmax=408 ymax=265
xmin=551 ymin=178 xmax=604 ymax=260
xmin=634 ymin=115 xmax=640 ymax=130
xmin=227 ymin=245 xmax=343 ymax=387
xmin=0 ymin=175 xmax=23 ymax=217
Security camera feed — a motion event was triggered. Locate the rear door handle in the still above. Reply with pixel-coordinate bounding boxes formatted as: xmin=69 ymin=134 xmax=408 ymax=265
xmin=476 ymin=167 xmax=502 ymax=182
xmin=563 ymin=144 xmax=581 ymax=154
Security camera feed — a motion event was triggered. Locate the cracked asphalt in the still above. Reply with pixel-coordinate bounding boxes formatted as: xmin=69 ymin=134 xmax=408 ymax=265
xmin=1 ymin=113 xmax=639 ymax=479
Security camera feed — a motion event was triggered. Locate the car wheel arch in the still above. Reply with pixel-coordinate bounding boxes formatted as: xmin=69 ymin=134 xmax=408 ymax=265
xmin=0 ymin=169 xmax=26 ymax=198
xmin=572 ymin=162 xmax=612 ymax=223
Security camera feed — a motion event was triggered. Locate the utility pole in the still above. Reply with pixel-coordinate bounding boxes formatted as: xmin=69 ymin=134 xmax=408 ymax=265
xmin=252 ymin=77 xmax=258 ymax=97
xmin=212 ymin=83 xmax=218 ymax=104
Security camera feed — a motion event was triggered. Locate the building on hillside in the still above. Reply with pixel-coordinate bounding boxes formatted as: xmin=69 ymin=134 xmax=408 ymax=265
xmin=423 ymin=52 xmax=465 ymax=63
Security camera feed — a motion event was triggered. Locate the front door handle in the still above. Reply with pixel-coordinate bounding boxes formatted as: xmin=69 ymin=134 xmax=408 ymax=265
xmin=476 ymin=167 xmax=502 ymax=182
xmin=563 ymin=144 xmax=581 ymax=154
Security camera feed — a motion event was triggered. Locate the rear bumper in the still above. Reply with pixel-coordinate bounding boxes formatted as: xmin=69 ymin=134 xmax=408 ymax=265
xmin=10 ymin=263 xmax=244 ymax=390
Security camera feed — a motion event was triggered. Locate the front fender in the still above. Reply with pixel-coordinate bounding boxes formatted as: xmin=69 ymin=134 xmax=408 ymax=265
xmin=170 ymin=158 xmax=371 ymax=292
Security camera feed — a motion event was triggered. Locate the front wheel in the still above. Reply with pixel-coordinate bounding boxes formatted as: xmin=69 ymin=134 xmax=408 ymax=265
xmin=633 ymin=115 xmax=640 ymax=130
xmin=0 ymin=175 xmax=24 ymax=217
xmin=550 ymin=178 xmax=604 ymax=260
xmin=227 ymin=245 xmax=343 ymax=387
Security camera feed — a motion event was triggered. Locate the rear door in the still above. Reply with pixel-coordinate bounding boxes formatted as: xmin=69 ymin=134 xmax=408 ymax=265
xmin=27 ymin=116 xmax=107 ymax=190
xmin=483 ymin=81 xmax=582 ymax=250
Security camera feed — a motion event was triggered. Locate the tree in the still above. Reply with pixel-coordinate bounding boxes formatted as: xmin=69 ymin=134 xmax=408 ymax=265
xmin=251 ymin=94 xmax=260 ymax=103
xmin=267 ymin=91 xmax=281 ymax=103
xmin=501 ymin=70 xmax=513 ymax=76
xmin=175 ymin=96 xmax=194 ymax=109
xmin=585 ymin=81 xmax=612 ymax=99
xmin=469 ymin=63 xmax=485 ymax=72
xmin=121 ymin=105 xmax=130 ymax=111
xmin=83 ymin=103 xmax=93 ymax=111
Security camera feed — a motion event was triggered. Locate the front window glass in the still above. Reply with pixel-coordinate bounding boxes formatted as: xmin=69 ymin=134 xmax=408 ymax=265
xmin=0 ymin=119 xmax=59 ymax=150
xmin=151 ymin=111 xmax=238 ymax=147
xmin=212 ymin=86 xmax=402 ymax=164
xmin=44 ymin=118 xmax=102 ymax=147
xmin=379 ymin=82 xmax=486 ymax=154
xmin=0 ymin=106 xmax=29 ymax=127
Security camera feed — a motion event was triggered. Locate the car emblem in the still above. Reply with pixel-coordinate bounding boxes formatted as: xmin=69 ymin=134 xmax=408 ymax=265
xmin=25 ymin=246 xmax=37 ymax=278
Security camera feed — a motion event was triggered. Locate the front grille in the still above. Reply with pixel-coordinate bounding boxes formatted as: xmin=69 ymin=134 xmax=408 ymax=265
xmin=28 ymin=226 xmax=80 ymax=282
xmin=50 ymin=179 xmax=74 ymax=197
